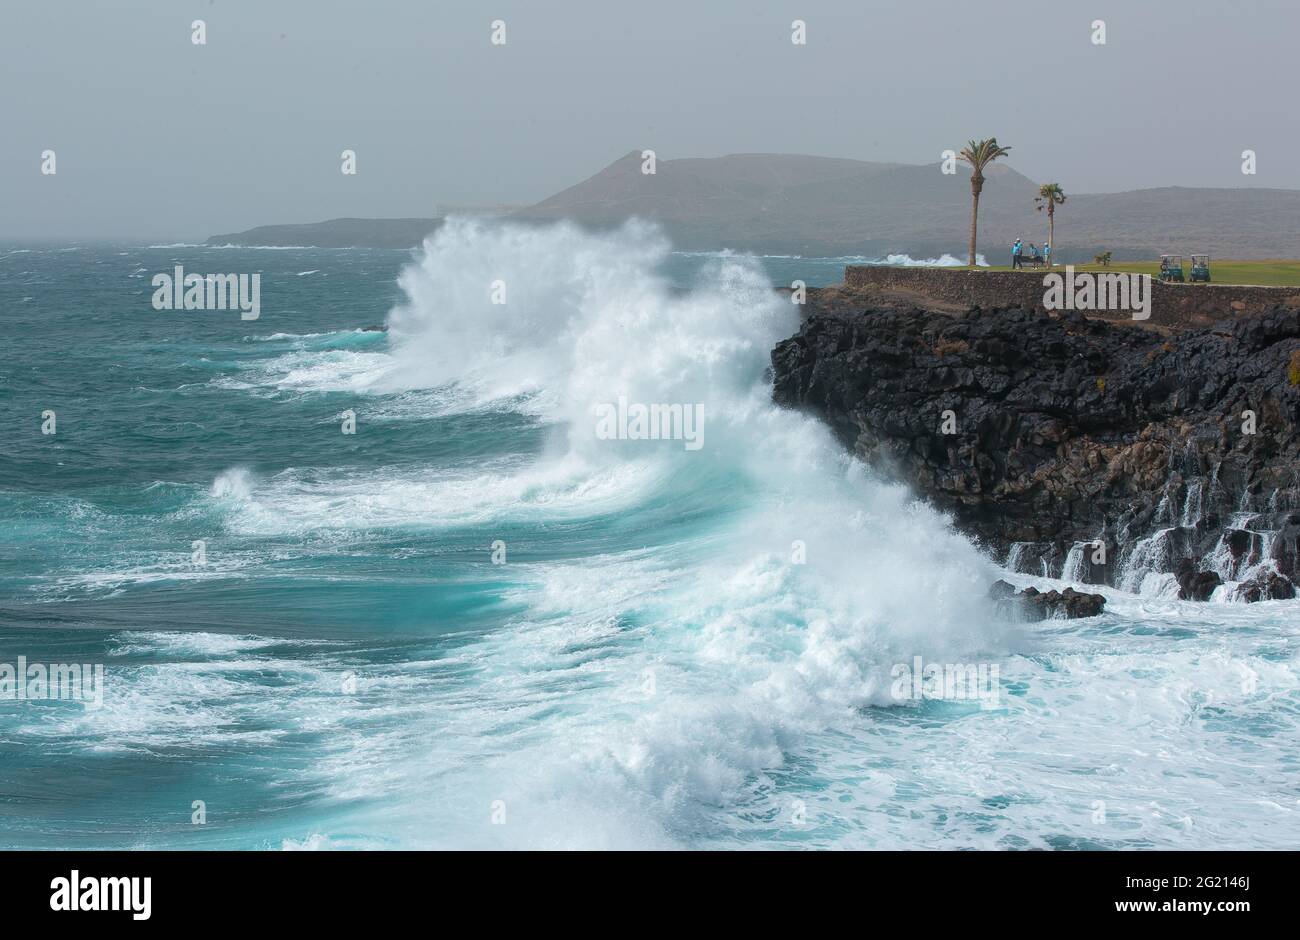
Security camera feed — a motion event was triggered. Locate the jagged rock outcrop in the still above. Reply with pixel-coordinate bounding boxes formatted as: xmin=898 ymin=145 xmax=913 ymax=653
xmin=771 ymin=302 xmax=1300 ymax=599
xmin=1230 ymin=570 xmax=1296 ymax=603
xmin=1176 ymin=559 xmax=1223 ymax=601
xmin=990 ymin=579 xmax=1106 ymax=619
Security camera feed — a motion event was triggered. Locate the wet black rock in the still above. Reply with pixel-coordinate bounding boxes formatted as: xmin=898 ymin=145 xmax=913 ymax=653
xmin=989 ymin=579 xmax=1106 ymax=619
xmin=1230 ymin=570 xmax=1297 ymax=602
xmin=1176 ymin=561 xmax=1223 ymax=602
xmin=773 ymin=303 xmax=1300 ymax=599
xmin=988 ymin=579 xmax=1018 ymax=599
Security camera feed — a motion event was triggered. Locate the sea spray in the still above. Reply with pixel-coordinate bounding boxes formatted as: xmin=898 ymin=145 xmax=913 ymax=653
xmin=8 ymin=241 xmax=1298 ymax=850
xmin=337 ymin=219 xmax=1012 ymax=844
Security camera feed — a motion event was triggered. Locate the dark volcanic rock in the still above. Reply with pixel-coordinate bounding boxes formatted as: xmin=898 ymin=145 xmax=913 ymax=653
xmin=989 ymin=580 xmax=1106 ymax=619
xmin=1176 ymin=561 xmax=1223 ymax=601
xmin=1020 ymin=586 xmax=1107 ymax=619
xmin=988 ymin=579 xmax=1018 ymax=599
xmin=772 ymin=303 xmax=1300 ymax=598
xmin=1230 ymin=570 xmax=1297 ymax=602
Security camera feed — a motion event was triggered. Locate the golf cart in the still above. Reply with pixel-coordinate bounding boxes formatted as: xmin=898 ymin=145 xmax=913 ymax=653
xmin=1158 ymin=254 xmax=1184 ymax=283
xmin=1190 ymin=254 xmax=1211 ymax=283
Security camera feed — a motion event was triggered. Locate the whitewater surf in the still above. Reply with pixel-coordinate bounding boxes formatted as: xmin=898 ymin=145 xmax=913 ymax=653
xmin=1 ymin=223 xmax=1297 ymax=850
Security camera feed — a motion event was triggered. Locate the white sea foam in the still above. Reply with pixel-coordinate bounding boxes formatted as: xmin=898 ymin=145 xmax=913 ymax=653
xmin=207 ymin=219 xmax=1024 ymax=847
xmin=212 ymin=348 xmax=397 ymax=394
xmin=165 ymin=220 xmax=1300 ymax=849
xmin=213 ymin=455 xmax=665 ymax=535
xmin=109 ymin=632 xmax=286 ymax=657
xmin=880 ymin=252 xmax=988 ymax=267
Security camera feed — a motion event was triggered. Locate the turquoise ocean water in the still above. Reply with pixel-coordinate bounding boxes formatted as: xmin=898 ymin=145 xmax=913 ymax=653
xmin=2 ymin=221 xmax=1297 ymax=849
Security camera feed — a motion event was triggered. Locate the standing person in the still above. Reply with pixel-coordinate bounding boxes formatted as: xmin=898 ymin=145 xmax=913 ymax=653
xmin=1043 ymin=241 xmax=1051 ymax=267
xmin=1012 ymin=238 xmax=1023 ymax=269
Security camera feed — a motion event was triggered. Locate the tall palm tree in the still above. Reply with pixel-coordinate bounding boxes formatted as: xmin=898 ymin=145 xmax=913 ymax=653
xmin=959 ymin=138 xmax=1012 ymax=267
xmin=1035 ymin=183 xmax=1067 ymax=266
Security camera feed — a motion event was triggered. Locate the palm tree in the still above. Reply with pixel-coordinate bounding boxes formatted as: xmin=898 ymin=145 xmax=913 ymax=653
xmin=959 ymin=138 xmax=1012 ymax=267
xmin=1035 ymin=183 xmax=1067 ymax=266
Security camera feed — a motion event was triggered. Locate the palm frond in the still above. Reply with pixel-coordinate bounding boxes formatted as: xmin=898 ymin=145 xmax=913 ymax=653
xmin=959 ymin=137 xmax=1012 ymax=173
xmin=1035 ymin=182 xmax=1067 ymax=207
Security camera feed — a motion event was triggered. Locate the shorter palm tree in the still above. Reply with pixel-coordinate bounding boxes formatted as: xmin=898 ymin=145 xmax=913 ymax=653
xmin=959 ymin=138 xmax=1012 ymax=268
xmin=1035 ymin=183 xmax=1066 ymax=266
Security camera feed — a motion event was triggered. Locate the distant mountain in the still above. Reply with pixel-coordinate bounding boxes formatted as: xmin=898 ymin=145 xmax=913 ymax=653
xmin=1058 ymin=187 xmax=1300 ymax=260
xmin=207 ymin=155 xmax=1300 ymax=261
xmin=511 ymin=151 xmax=1300 ymax=261
xmin=511 ymin=152 xmax=990 ymax=257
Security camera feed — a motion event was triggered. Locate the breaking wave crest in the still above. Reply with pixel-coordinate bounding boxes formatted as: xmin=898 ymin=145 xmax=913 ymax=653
xmin=224 ymin=218 xmax=1007 ymax=846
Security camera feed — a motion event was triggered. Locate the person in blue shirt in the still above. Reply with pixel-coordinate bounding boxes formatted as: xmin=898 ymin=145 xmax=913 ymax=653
xmin=1043 ymin=242 xmax=1051 ymax=267
xmin=1012 ymin=238 xmax=1023 ymax=269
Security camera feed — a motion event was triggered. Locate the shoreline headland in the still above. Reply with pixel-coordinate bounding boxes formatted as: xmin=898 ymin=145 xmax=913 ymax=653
xmin=771 ymin=281 xmax=1300 ymax=601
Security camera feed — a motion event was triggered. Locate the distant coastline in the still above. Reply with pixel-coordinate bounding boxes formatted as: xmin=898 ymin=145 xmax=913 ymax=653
xmin=206 ymin=217 xmax=440 ymax=249
xmin=206 ymin=207 xmax=518 ymax=249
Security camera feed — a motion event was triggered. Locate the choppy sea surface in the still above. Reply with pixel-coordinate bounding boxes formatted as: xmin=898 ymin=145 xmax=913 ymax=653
xmin=1 ymin=222 xmax=1297 ymax=849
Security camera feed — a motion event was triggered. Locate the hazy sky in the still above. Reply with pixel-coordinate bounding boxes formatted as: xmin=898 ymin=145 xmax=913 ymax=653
xmin=3 ymin=0 xmax=1295 ymax=239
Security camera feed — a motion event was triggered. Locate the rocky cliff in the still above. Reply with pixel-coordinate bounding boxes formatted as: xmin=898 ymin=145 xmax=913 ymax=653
xmin=770 ymin=299 xmax=1300 ymax=601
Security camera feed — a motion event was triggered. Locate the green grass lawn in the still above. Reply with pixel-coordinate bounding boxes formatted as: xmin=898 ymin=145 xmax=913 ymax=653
xmin=976 ymin=260 xmax=1300 ymax=287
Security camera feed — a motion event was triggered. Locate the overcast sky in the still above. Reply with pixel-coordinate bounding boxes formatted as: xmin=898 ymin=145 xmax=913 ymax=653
xmin=2 ymin=0 xmax=1295 ymax=240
